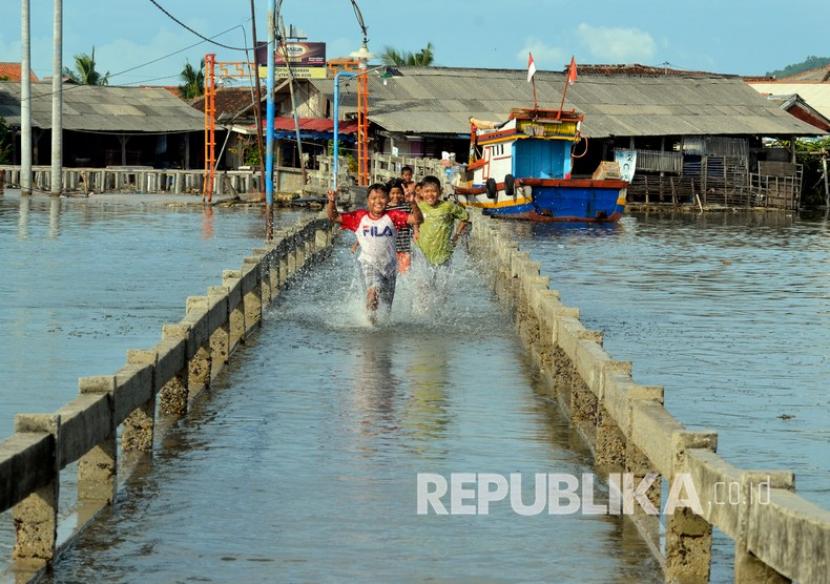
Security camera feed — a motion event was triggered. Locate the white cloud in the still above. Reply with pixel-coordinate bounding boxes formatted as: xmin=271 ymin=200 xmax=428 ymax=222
xmin=576 ymin=23 xmax=656 ymax=63
xmin=516 ymin=38 xmax=566 ymax=69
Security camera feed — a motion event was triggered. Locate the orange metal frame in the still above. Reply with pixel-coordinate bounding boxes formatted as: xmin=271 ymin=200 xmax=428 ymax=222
xmin=203 ymin=56 xmax=372 ymax=194
xmin=202 ymin=53 xmax=217 ymax=202
xmin=328 ymin=58 xmax=370 ymax=186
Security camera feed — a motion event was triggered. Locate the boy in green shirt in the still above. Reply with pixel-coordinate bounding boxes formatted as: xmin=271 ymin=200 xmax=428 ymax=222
xmin=415 ymin=175 xmax=470 ymax=267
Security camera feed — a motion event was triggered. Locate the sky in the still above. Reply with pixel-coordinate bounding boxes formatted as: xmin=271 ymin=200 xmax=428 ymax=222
xmin=1 ymin=0 xmax=829 ymax=86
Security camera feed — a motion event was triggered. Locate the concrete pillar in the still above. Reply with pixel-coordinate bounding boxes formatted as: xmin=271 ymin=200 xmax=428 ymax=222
xmin=595 ymin=405 xmax=626 ymax=468
xmin=122 ymin=350 xmax=157 ymax=452
xmin=158 ymin=324 xmax=190 ymax=416
xmin=12 ymin=414 xmax=60 ymax=566
xmin=242 ymin=260 xmax=263 ymax=332
xmin=222 ymin=270 xmax=245 ymax=350
xmin=208 ymin=286 xmax=231 ymax=377
xmin=665 ymin=431 xmax=718 ymax=584
xmin=175 ymin=172 xmax=184 ymax=194
xmin=253 ymin=248 xmax=274 ymax=302
xmin=76 ymin=376 xmax=117 ymax=506
xmin=184 ymin=299 xmax=212 ymax=396
xmin=734 ymin=472 xmax=793 ymax=584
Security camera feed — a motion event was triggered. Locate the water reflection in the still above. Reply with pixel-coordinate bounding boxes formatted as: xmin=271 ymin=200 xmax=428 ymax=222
xmin=353 ymin=332 xmax=399 ymax=436
xmin=201 ymin=206 xmax=214 ymax=240
xmin=402 ymin=335 xmax=451 ymax=447
xmin=49 ymin=196 xmax=61 ymax=239
xmin=17 ymin=195 xmax=29 ymax=240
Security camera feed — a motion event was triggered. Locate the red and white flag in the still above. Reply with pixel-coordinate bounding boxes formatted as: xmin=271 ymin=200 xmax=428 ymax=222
xmin=567 ymin=55 xmax=577 ymax=86
xmin=527 ymin=52 xmax=537 ymax=83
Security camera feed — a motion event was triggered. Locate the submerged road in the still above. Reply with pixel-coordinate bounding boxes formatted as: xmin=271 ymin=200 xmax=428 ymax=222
xmin=48 ymin=243 xmax=661 ymax=583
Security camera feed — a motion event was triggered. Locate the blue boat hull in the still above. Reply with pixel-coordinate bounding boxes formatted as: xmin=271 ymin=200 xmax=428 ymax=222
xmin=482 ymin=185 xmax=625 ymax=223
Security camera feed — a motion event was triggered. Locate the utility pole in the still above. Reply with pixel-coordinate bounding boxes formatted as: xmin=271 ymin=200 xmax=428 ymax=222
xmin=51 ymin=0 xmax=63 ymax=196
xmin=265 ymin=1 xmax=276 ymax=241
xmin=249 ymin=0 xmax=267 ymax=203
xmin=20 ymin=0 xmax=32 ymax=196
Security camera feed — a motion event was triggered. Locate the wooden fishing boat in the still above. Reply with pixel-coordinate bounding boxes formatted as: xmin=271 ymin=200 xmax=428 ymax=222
xmin=453 ymin=108 xmax=627 ymax=222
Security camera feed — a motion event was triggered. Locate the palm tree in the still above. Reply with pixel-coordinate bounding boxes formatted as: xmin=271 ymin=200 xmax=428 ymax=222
xmin=380 ymin=42 xmax=435 ymax=67
xmin=63 ymin=47 xmax=109 ymax=85
xmin=179 ymin=59 xmax=205 ymax=100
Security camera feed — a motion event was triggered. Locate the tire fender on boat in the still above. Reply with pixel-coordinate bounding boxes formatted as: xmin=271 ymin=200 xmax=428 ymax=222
xmin=485 ymin=178 xmax=497 ymax=199
xmin=504 ymin=174 xmax=516 ymax=198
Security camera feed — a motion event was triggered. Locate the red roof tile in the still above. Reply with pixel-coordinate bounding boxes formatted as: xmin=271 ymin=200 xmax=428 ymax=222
xmin=0 ymin=62 xmax=39 ymax=82
xmin=270 ymin=116 xmax=358 ymax=134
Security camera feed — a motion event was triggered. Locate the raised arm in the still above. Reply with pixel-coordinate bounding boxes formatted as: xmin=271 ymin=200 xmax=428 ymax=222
xmin=326 ymin=190 xmax=342 ymax=224
xmin=407 ymin=201 xmax=423 ymax=226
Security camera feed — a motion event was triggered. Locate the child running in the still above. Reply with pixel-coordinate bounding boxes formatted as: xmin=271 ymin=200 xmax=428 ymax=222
xmin=327 ymin=184 xmax=423 ymax=324
xmin=415 ymin=175 xmax=470 ymax=272
xmin=385 ymin=178 xmax=416 ymax=273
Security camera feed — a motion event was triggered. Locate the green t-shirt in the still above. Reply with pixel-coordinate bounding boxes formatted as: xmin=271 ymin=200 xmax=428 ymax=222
xmin=416 ymin=201 xmax=470 ymax=266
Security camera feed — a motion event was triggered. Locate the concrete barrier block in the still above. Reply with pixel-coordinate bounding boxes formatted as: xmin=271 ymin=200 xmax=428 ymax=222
xmin=155 ymin=337 xmax=186 ymax=389
xmin=163 ymin=322 xmax=193 ymax=359
xmin=745 ymin=488 xmax=830 ymax=583
xmin=206 ymin=289 xmax=229 ymax=330
xmin=686 ymin=448 xmax=743 ymax=538
xmin=603 ymin=376 xmax=662 ymax=437
xmin=735 ymin=472 xmax=796 ymax=583
xmin=11 ymin=414 xmax=60 ymax=564
xmin=113 ymin=364 xmax=154 ymax=425
xmin=572 ymin=339 xmax=613 ymax=396
xmin=0 ymin=433 xmax=55 ymax=512
xmin=630 ymin=400 xmax=685 ymax=476
xmin=240 ymin=263 xmax=258 ymax=295
xmin=221 ymin=272 xmax=242 ymax=310
xmin=183 ymin=301 xmax=210 ymax=348
xmin=557 ymin=318 xmax=601 ymax=362
xmin=671 ymin=429 xmax=718 ymax=478
xmin=55 ymin=393 xmax=112 ymax=469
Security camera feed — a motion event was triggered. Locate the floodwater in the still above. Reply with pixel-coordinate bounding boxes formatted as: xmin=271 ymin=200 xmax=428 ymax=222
xmin=506 ymin=209 xmax=830 ymax=580
xmin=45 ymin=244 xmax=661 ymax=582
xmin=0 ymin=191 xmax=296 ymax=438
xmin=0 ymin=191 xmax=298 ymax=575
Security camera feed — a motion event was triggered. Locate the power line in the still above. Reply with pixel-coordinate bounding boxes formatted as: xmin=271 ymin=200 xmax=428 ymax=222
xmin=11 ymin=22 xmax=250 ymax=105
xmin=145 ymin=0 xmax=252 ymax=51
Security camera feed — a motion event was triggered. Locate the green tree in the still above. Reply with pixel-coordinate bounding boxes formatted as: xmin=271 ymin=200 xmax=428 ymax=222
xmin=380 ymin=42 xmax=434 ymax=67
xmin=766 ymin=55 xmax=830 ymax=78
xmin=63 ymin=47 xmax=109 ymax=85
xmin=179 ymin=59 xmax=205 ymax=100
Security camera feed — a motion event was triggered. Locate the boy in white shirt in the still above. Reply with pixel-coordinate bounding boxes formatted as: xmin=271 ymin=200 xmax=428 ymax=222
xmin=327 ymin=184 xmax=423 ymax=323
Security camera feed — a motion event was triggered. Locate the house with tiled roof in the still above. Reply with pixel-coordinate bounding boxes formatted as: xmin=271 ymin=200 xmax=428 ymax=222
xmin=0 ymin=62 xmax=38 ymax=82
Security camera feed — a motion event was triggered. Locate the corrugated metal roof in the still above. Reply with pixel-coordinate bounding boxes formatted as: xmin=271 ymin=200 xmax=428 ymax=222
xmin=0 ymin=81 xmax=203 ymax=133
xmin=314 ymin=67 xmax=824 ymax=138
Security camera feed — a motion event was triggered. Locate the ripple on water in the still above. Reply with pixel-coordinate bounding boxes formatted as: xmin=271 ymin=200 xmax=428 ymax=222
xmin=45 ymin=240 xmax=661 ymax=583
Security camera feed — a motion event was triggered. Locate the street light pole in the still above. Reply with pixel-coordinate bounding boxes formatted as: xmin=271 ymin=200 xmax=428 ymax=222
xmin=332 ymin=71 xmax=356 ymax=191
xmin=20 ymin=0 xmax=32 ymax=196
xmin=51 ymin=0 xmax=63 ymax=196
xmin=265 ymin=1 xmax=276 ymax=241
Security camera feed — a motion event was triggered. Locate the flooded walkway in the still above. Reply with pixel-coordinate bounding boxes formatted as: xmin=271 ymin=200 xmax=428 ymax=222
xmin=48 ymin=244 xmax=660 ymax=582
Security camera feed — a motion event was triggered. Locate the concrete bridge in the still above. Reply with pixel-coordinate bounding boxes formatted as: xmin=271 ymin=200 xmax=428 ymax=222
xmin=1 ymin=210 xmax=828 ymax=583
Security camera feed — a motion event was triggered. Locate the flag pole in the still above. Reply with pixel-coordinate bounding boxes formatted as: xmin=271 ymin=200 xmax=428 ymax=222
xmin=557 ymin=79 xmax=569 ymax=120
xmin=557 ymin=56 xmax=576 ymax=120
xmin=531 ymin=76 xmax=539 ymax=110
